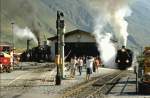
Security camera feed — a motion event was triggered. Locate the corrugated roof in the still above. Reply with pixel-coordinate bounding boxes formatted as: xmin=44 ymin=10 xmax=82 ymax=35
xmin=0 ymin=42 xmax=12 ymax=46
xmin=47 ymin=29 xmax=94 ymax=41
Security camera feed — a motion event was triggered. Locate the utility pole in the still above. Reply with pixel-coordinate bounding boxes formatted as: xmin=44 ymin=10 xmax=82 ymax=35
xmin=140 ymin=46 xmax=143 ymax=57
xmin=11 ymin=22 xmax=15 ymax=68
xmin=11 ymin=22 xmax=15 ymax=47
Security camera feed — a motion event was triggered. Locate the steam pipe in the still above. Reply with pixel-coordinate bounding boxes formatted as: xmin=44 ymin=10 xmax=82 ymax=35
xmin=27 ymin=39 xmax=31 ymax=51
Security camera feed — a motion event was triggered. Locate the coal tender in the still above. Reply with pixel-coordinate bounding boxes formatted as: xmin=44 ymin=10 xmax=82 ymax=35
xmin=115 ymin=46 xmax=133 ymax=70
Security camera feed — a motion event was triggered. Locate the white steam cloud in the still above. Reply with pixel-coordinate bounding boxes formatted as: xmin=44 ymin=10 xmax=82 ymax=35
xmin=96 ymin=33 xmax=117 ymax=68
xmin=13 ymin=25 xmax=38 ymax=45
xmin=110 ymin=7 xmax=132 ymax=46
xmin=89 ymin=0 xmax=133 ymax=67
xmin=94 ymin=18 xmax=117 ymax=67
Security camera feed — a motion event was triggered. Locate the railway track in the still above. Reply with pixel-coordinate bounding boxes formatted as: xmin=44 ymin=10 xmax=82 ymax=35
xmin=62 ymin=70 xmax=127 ymax=98
xmin=86 ymin=71 xmax=125 ymax=98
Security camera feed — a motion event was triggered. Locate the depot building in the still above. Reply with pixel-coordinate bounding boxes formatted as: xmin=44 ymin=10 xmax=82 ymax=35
xmin=47 ymin=29 xmax=99 ymax=61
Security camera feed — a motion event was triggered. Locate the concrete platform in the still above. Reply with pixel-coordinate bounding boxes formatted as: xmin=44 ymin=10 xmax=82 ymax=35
xmin=23 ymin=67 xmax=119 ymax=98
xmin=107 ymin=95 xmax=150 ymax=98
xmin=34 ymin=68 xmax=116 ymax=98
xmin=2 ymin=64 xmax=149 ymax=98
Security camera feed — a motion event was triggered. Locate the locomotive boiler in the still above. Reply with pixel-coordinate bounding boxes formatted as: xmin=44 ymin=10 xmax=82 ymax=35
xmin=115 ymin=46 xmax=133 ymax=70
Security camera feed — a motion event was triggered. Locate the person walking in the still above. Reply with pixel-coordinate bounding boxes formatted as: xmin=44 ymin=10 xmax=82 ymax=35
xmin=93 ymin=57 xmax=96 ymax=73
xmin=86 ymin=56 xmax=94 ymax=81
xmin=95 ymin=57 xmax=100 ymax=72
xmin=83 ymin=56 xmax=86 ymax=68
xmin=70 ymin=56 xmax=77 ymax=78
xmin=78 ymin=57 xmax=83 ymax=75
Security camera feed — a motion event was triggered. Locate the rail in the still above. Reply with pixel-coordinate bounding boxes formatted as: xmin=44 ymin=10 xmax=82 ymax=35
xmin=86 ymin=71 xmax=125 ymax=98
xmin=62 ymin=70 xmax=122 ymax=98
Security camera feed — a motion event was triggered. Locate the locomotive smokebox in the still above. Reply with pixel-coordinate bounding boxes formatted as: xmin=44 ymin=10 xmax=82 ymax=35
xmin=115 ymin=46 xmax=133 ymax=70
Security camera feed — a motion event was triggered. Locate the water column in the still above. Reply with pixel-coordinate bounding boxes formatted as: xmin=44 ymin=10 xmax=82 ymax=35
xmin=59 ymin=12 xmax=65 ymax=79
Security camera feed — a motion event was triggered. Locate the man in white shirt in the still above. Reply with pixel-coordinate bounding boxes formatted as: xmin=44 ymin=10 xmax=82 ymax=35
xmin=78 ymin=57 xmax=83 ymax=75
xmin=86 ymin=56 xmax=94 ymax=80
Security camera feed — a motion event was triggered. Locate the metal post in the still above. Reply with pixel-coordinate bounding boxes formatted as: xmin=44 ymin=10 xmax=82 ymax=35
xmin=140 ymin=46 xmax=143 ymax=57
xmin=135 ymin=65 xmax=138 ymax=94
xmin=55 ymin=55 xmax=61 ymax=85
xmin=11 ymin=22 xmax=14 ymax=47
xmin=55 ymin=11 xmax=61 ymax=85
xmin=60 ymin=28 xmax=65 ymax=78
xmin=11 ymin=22 xmax=14 ymax=68
xmin=59 ymin=12 xmax=65 ymax=78
xmin=0 ymin=0 xmax=1 ymax=43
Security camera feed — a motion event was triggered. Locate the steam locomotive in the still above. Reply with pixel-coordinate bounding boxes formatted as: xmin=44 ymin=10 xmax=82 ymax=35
xmin=20 ymin=45 xmax=51 ymax=62
xmin=115 ymin=46 xmax=133 ymax=70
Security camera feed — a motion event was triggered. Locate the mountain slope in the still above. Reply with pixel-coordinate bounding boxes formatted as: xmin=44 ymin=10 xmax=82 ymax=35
xmin=127 ymin=0 xmax=150 ymax=47
xmin=0 ymin=0 xmax=150 ymax=50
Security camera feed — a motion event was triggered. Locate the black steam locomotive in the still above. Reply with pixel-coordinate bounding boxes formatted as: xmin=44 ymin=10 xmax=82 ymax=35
xmin=115 ymin=46 xmax=133 ymax=70
xmin=20 ymin=45 xmax=51 ymax=62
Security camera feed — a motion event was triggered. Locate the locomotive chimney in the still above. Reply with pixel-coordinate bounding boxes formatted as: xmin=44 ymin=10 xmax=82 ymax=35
xmin=27 ymin=39 xmax=30 ymax=51
xmin=37 ymin=36 xmax=40 ymax=47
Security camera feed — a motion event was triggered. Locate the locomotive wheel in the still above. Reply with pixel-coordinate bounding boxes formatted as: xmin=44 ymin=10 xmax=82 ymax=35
xmin=0 ymin=64 xmax=3 ymax=73
xmin=6 ymin=66 xmax=11 ymax=73
xmin=10 ymin=66 xmax=13 ymax=71
xmin=117 ymin=65 xmax=127 ymax=70
xmin=0 ymin=69 xmax=2 ymax=73
xmin=6 ymin=69 xmax=11 ymax=73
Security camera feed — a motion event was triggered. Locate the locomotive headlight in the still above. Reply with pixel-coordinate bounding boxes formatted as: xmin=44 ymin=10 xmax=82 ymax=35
xmin=126 ymin=60 xmax=129 ymax=63
xmin=121 ymin=49 xmax=126 ymax=52
xmin=117 ymin=60 xmax=120 ymax=63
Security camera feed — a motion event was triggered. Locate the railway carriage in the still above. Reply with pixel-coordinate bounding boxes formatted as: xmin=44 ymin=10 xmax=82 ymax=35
xmin=0 ymin=43 xmax=13 ymax=72
xmin=138 ymin=47 xmax=150 ymax=94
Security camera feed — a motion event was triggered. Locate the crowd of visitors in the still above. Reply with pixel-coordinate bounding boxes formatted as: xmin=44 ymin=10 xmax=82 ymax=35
xmin=69 ymin=56 xmax=102 ymax=80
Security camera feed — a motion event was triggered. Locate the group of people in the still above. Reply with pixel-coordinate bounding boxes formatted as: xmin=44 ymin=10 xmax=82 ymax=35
xmin=69 ymin=56 xmax=101 ymax=80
